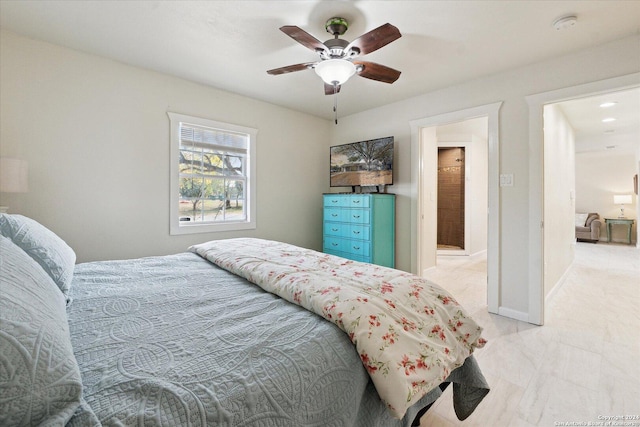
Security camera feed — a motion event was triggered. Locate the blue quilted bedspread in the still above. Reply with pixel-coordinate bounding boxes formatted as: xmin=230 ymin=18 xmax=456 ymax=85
xmin=65 ymin=251 xmax=446 ymax=426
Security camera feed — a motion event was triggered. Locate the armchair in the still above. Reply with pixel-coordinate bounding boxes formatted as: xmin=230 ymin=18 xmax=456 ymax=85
xmin=575 ymin=212 xmax=601 ymax=242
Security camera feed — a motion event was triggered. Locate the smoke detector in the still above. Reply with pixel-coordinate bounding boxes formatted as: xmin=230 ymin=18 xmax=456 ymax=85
xmin=552 ymin=15 xmax=577 ymax=31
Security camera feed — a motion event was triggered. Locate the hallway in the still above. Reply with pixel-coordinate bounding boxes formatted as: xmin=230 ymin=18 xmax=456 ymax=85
xmin=419 ymin=242 xmax=640 ymax=426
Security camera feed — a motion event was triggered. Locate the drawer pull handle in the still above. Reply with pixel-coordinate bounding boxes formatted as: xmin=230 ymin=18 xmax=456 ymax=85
xmin=332 ymin=213 xmax=338 ymax=217
xmin=332 ymin=243 xmax=339 ymax=247
xmin=332 ymin=228 xmax=339 ymax=232
xmin=353 ymin=231 xmax=360 ymax=235
xmin=353 ymin=246 xmax=360 ymax=250
xmin=353 ymin=215 xmax=360 ymax=219
xmin=331 ymin=200 xmax=339 ymax=203
xmin=353 ymin=200 xmax=360 ymax=204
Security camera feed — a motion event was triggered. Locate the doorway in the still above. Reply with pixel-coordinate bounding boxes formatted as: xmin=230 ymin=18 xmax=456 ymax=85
xmin=526 ymin=72 xmax=640 ymax=325
xmin=437 ymin=147 xmax=466 ymax=251
xmin=435 ymin=120 xmax=489 ymax=260
xmin=410 ymin=102 xmax=501 ymax=315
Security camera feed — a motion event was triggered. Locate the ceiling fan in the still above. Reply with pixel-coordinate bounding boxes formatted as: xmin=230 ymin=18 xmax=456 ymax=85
xmin=267 ymin=17 xmax=402 ymax=122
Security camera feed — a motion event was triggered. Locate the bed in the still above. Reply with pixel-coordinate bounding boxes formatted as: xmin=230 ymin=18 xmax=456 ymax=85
xmin=0 ymin=214 xmax=489 ymax=426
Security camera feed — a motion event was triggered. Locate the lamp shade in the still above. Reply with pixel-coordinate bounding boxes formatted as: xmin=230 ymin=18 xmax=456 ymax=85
xmin=0 ymin=158 xmax=28 ymax=193
xmin=315 ymin=59 xmax=356 ymax=85
xmin=613 ymin=194 xmax=632 ymax=205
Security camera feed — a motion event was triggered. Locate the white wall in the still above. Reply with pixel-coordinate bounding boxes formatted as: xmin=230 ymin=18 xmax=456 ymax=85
xmin=330 ymin=35 xmax=640 ymax=317
xmin=2 ymin=27 xmax=638 ymax=318
xmin=637 ymin=144 xmax=640 ymax=247
xmin=0 ymin=30 xmax=331 ymax=262
xmin=576 ymin=151 xmax=638 ymax=243
xmin=543 ymin=104 xmax=576 ymax=298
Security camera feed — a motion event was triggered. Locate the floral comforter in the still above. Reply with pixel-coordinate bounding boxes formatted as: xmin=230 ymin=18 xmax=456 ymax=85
xmin=189 ymin=238 xmax=486 ymax=419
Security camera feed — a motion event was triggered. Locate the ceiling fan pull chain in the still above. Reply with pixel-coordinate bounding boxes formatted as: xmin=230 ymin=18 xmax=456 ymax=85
xmin=333 ymin=82 xmax=338 ymax=124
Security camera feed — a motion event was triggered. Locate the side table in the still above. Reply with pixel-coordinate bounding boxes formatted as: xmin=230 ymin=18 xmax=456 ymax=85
xmin=604 ymin=218 xmax=635 ymax=244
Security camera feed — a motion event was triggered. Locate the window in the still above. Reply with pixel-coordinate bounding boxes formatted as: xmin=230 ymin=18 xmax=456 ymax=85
xmin=168 ymin=112 xmax=257 ymax=235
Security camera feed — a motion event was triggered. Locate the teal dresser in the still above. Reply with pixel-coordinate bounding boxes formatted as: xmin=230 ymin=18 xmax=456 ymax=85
xmin=323 ymin=193 xmax=395 ymax=268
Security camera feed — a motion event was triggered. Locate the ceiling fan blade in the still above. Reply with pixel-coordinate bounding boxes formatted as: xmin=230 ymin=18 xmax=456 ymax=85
xmin=324 ymin=83 xmax=341 ymax=95
xmin=267 ymin=62 xmax=317 ymax=75
xmin=345 ymin=23 xmax=401 ymax=56
xmin=280 ymin=26 xmax=329 ymax=54
xmin=354 ymin=61 xmax=401 ymax=84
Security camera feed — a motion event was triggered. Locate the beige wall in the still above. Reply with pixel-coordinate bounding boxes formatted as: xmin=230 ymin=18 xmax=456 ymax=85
xmin=0 ymin=30 xmax=331 ymax=262
xmin=329 ymin=35 xmax=640 ymax=317
xmin=2 ymin=27 xmax=638 ymax=318
xmin=543 ymin=104 xmax=576 ymax=298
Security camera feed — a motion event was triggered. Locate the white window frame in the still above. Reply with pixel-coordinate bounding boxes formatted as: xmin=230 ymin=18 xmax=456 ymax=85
xmin=168 ymin=112 xmax=257 ymax=235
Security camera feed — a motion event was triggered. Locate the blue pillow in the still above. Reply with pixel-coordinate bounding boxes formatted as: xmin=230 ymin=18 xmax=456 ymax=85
xmin=0 ymin=214 xmax=76 ymax=298
xmin=0 ymin=236 xmax=84 ymax=424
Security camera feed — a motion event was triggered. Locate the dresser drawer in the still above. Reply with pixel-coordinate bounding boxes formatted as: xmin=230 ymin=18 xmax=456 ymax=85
xmin=345 ymin=209 xmax=370 ymax=224
xmin=348 ymin=224 xmax=370 ymax=240
xmin=324 ymin=247 xmax=370 ymax=263
xmin=324 ymin=223 xmax=370 ymax=240
xmin=323 ymin=236 xmax=346 ymax=252
xmin=344 ymin=239 xmax=370 ymax=257
xmin=323 ymin=194 xmax=371 ymax=208
xmin=323 ymin=207 xmax=343 ymax=222
xmin=324 ymin=236 xmax=371 ymax=257
xmin=324 ymin=222 xmax=349 ymax=238
xmin=323 ymin=207 xmax=371 ymax=224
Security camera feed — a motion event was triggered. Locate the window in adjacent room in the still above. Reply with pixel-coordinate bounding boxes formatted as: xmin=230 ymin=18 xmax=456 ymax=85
xmin=168 ymin=112 xmax=257 ymax=235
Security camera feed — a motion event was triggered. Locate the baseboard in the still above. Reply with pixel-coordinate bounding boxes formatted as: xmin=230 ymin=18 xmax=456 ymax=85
xmin=470 ymin=249 xmax=487 ymax=259
xmin=422 ymin=265 xmax=437 ymax=276
xmin=436 ymin=248 xmax=487 ymax=258
xmin=545 ymin=263 xmax=572 ymax=303
xmin=497 ymin=306 xmax=529 ymax=323
xmin=436 ymin=249 xmax=467 ymax=256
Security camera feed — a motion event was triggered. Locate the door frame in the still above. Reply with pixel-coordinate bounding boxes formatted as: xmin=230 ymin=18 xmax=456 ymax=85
xmin=410 ymin=102 xmax=502 ymax=315
xmin=525 ymin=72 xmax=640 ymax=325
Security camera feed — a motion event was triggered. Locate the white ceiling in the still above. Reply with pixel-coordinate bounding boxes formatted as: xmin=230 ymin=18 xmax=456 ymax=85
xmin=558 ymin=88 xmax=640 ymax=154
xmin=1 ymin=1 xmax=639 ymax=150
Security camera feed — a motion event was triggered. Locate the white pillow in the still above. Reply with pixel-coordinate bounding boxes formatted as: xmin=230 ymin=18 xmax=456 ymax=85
xmin=0 ymin=236 xmax=83 ymax=424
xmin=575 ymin=213 xmax=588 ymax=227
xmin=0 ymin=214 xmax=76 ymax=299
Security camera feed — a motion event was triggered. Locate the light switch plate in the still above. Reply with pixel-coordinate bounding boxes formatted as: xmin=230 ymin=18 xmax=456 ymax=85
xmin=500 ymin=174 xmax=514 ymax=187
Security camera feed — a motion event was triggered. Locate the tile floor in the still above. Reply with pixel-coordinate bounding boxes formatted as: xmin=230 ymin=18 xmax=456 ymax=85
xmin=418 ymin=242 xmax=640 ymax=426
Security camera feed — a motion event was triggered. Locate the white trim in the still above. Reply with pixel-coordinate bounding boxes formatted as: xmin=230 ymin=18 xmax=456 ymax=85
xmin=410 ymin=102 xmax=502 ymax=315
xmin=436 ymin=249 xmax=467 ymax=256
xmin=436 ymin=249 xmax=487 ymax=259
xmin=545 ymin=259 xmax=573 ymax=304
xmin=525 ymin=72 xmax=640 ymax=326
xmin=497 ymin=307 xmax=529 ymax=323
xmin=471 ymin=248 xmax=488 ymax=258
xmin=168 ymin=112 xmax=257 ymax=235
xmin=422 ymin=265 xmax=437 ymax=276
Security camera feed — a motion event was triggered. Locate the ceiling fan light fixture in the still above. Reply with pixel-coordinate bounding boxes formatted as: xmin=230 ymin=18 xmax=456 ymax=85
xmin=315 ymin=59 xmax=356 ymax=85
